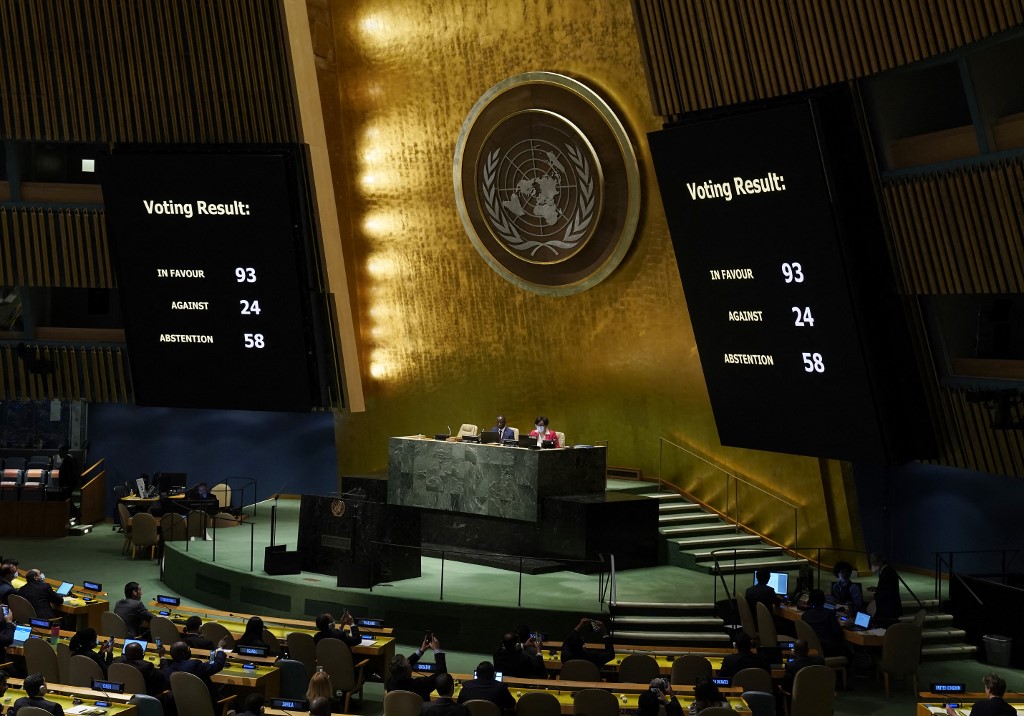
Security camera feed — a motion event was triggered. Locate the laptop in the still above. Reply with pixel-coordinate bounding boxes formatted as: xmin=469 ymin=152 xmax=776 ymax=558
xmin=55 ymin=581 xmax=74 ymax=597
xmin=480 ymin=431 xmax=500 ymax=444
xmin=473 ymin=670 xmax=503 ymax=682
xmin=845 ymin=611 xmax=871 ymax=631
xmin=11 ymin=624 xmax=32 ymax=646
xmin=517 ymin=436 xmax=538 ymax=449
xmin=541 ymin=439 xmax=557 ymax=449
xmin=122 ymin=638 xmax=148 ymax=656
xmin=752 ymin=571 xmax=788 ymax=595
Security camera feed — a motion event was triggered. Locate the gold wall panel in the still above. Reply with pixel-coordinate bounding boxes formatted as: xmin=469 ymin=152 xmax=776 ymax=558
xmin=0 ymin=208 xmax=113 ymax=288
xmin=319 ymin=0 xmax=860 ymax=556
xmin=0 ymin=345 xmax=130 ymax=403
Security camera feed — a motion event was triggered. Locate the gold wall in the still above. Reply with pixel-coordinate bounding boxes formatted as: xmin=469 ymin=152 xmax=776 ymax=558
xmin=315 ymin=0 xmax=860 ymax=556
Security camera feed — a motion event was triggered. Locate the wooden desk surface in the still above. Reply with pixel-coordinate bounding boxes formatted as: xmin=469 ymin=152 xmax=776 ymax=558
xmin=0 ymin=687 xmax=136 ymax=716
xmin=148 ymin=600 xmax=393 ymax=636
xmin=775 ymin=604 xmax=885 ymax=648
xmin=540 ymin=650 xmax=784 ymax=680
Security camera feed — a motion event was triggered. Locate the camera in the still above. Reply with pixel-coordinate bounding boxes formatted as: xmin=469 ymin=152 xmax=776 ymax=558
xmin=649 ymin=678 xmax=668 ymax=693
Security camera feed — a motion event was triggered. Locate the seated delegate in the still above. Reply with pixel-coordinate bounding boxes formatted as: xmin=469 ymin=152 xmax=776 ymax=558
xmin=528 ymin=416 xmax=560 ymax=447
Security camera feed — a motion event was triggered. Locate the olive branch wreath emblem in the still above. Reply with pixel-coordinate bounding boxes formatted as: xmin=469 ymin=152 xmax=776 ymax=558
xmin=482 ymin=143 xmax=595 ymax=257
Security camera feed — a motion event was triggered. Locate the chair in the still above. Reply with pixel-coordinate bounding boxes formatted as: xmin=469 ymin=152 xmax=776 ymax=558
xmin=149 ymin=615 xmax=182 ymax=646
xmin=55 ymin=641 xmax=71 ymax=683
xmin=170 ymin=670 xmax=234 ymax=716
xmin=383 ymin=689 xmax=423 ymax=716
xmin=109 ymin=661 xmax=149 ymax=695
xmin=794 ymin=618 xmax=847 ymax=689
xmin=160 ymin=513 xmax=188 ymax=542
xmin=117 ymin=503 xmax=134 ymax=552
xmin=742 ymin=690 xmax=775 ymax=716
xmin=15 ymin=708 xmax=52 ymax=716
xmin=27 ymin=455 xmax=51 ymax=470
xmin=21 ymin=468 xmax=48 ymax=500
xmin=186 ymin=509 xmax=207 ymax=540
xmin=879 ymin=622 xmax=921 ymax=697
xmin=68 ymin=653 xmax=104 ymax=686
xmin=101 ymin=610 xmax=131 ymax=638
xmin=315 ymin=637 xmax=367 ymax=710
xmin=511 ymin=427 xmax=520 ymax=441
xmin=735 ymin=595 xmax=758 ymax=644
xmin=516 ymin=690 xmax=561 ymax=716
xmin=465 ymin=700 xmax=502 ymax=716
xmin=200 ymin=620 xmax=234 ymax=649
xmin=24 ymin=638 xmax=60 ymax=683
xmin=286 ymin=631 xmax=317 ymax=679
xmin=790 ymin=664 xmax=836 ymax=716
xmin=559 ymin=658 xmax=601 ymax=682
xmin=670 ymin=654 xmax=712 ymax=685
xmin=555 ymin=431 xmax=566 ymax=447
xmin=129 ymin=693 xmax=165 ymax=716
xmin=262 ymin=627 xmax=278 ymax=651
xmin=274 ymin=658 xmax=308 ymax=699
xmin=756 ymin=601 xmax=794 ymax=644
xmin=695 ymin=708 xmax=733 ymax=716
xmin=0 ymin=459 xmax=23 ymax=501
xmin=8 ymin=593 xmax=37 ymax=622
xmin=210 ymin=482 xmax=232 ymax=511
xmin=732 ymin=667 xmax=773 ymax=694
xmin=910 ymin=609 xmax=927 ymax=629
xmin=130 ymin=512 xmax=160 ymax=559
xmin=457 ymin=424 xmax=479 ymax=438
xmin=572 ymin=688 xmax=618 ymax=716
xmin=618 ymin=653 xmax=660 ymax=683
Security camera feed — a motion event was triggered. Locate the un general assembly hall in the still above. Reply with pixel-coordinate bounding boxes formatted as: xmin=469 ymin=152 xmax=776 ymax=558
xmin=2 ymin=1 xmax=1024 ymax=715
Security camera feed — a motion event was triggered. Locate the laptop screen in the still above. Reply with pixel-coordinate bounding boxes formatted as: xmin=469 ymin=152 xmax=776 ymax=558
xmin=55 ymin=581 xmax=74 ymax=597
xmin=12 ymin=625 xmax=32 ymax=644
xmin=752 ymin=572 xmax=788 ymax=594
xmin=122 ymin=639 xmax=148 ymax=656
xmin=854 ymin=611 xmax=871 ymax=629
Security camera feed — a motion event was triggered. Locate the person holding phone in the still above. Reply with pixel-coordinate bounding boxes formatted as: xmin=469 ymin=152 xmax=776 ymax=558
xmin=0 ymin=604 xmax=16 ymax=649
xmin=69 ymin=628 xmax=115 ymax=677
xmin=493 ymin=632 xmax=546 ymax=678
xmin=637 ymin=678 xmax=683 ymax=716
xmin=313 ymin=611 xmax=361 ymax=646
xmin=161 ymin=638 xmax=229 ymax=707
xmin=118 ymin=641 xmax=167 ymax=696
xmin=386 ymin=632 xmax=447 ymax=700
xmin=560 ymin=617 xmax=614 ymax=667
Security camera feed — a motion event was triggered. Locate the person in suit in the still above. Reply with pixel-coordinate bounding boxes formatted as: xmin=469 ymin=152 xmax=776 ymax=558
xmin=717 ymin=632 xmax=770 ymax=678
xmin=745 ymin=568 xmax=781 ymax=612
xmin=114 ymin=581 xmax=156 ymax=638
xmin=314 ymin=611 xmax=361 ymax=646
xmin=0 ymin=563 xmax=18 ymax=605
xmin=948 ymin=673 xmax=1016 ymax=716
xmin=491 ymin=416 xmax=515 ymax=442
xmin=69 ymin=628 xmax=114 ymax=677
xmin=637 ymin=678 xmax=683 ymax=716
xmin=0 ymin=605 xmax=16 ymax=648
xmin=423 ymin=673 xmax=468 ymax=716
xmin=55 ymin=445 xmax=81 ymax=501
xmin=800 ymin=588 xmax=845 ymax=657
xmin=829 ymin=561 xmax=865 ymax=612
xmin=868 ymin=552 xmax=904 ymax=628
xmin=561 ymin=617 xmax=614 ymax=667
xmin=161 ymin=639 xmax=228 ymax=706
xmin=456 ymin=661 xmax=514 ymax=711
xmin=18 ymin=569 xmax=63 ymax=619
xmin=528 ymin=417 xmax=560 ymax=447
xmin=181 ymin=616 xmax=216 ymax=649
xmin=493 ymin=632 xmax=546 ymax=679
xmin=781 ymin=639 xmax=824 ymax=694
xmin=386 ymin=633 xmax=448 ymax=699
xmin=118 ymin=640 xmax=168 ymax=696
xmin=9 ymin=672 xmax=64 ymax=716
xmin=236 ymin=693 xmax=266 ymax=716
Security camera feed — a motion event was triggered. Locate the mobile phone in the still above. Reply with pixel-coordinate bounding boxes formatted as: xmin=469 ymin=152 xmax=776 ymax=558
xmin=424 ymin=630 xmax=432 ymax=642
xmin=1 ymin=605 xmax=8 ymax=618
xmin=155 ymin=638 xmax=161 ymax=648
xmin=209 ymin=651 xmax=216 ymax=663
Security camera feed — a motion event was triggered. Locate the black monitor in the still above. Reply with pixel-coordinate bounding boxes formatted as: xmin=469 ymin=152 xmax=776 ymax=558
xmin=156 ymin=472 xmax=187 ymax=493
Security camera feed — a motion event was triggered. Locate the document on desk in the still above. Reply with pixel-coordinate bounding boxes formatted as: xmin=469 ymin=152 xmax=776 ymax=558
xmin=926 ymin=707 xmax=964 ymax=716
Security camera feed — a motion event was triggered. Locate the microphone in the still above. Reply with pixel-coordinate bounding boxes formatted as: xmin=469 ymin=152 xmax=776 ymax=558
xmin=447 ymin=426 xmax=452 ymax=436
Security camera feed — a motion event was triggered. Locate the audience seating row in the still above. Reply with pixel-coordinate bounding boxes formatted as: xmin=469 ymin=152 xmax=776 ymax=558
xmin=0 ymin=456 xmax=64 ymax=501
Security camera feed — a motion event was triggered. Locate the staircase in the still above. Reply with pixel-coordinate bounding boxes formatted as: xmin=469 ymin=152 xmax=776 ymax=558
xmin=609 ymin=601 xmax=731 ymax=648
xmin=902 ymin=599 xmax=978 ymax=661
xmin=614 ymin=482 xmax=808 ymax=575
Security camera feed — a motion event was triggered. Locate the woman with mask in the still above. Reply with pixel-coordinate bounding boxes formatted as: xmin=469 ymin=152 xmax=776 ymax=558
xmin=528 ymin=416 xmax=560 ymax=447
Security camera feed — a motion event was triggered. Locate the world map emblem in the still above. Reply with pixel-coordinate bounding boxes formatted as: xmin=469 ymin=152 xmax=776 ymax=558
xmin=455 ymin=73 xmax=640 ymax=295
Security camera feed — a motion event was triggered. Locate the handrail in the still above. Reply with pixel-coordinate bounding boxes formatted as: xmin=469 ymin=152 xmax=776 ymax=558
xmin=933 ymin=548 xmax=1021 ymax=603
xmin=81 ymin=458 xmax=104 ymax=483
xmin=659 ymin=437 xmax=800 ymax=553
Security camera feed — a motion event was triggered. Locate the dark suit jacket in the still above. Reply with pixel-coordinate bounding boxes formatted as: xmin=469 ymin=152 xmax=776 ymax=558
xmin=182 ymin=632 xmax=216 ymax=650
xmin=745 ymin=583 xmax=780 ymax=612
xmin=800 ymin=606 xmax=844 ymax=656
xmin=967 ymin=696 xmax=1017 ymax=715
xmin=10 ymin=695 xmax=65 ymax=715
xmin=717 ymin=650 xmax=770 ymax=678
xmin=872 ymin=565 xmax=904 ymax=627
xmin=0 ymin=580 xmax=15 ymax=606
xmin=72 ymin=646 xmax=113 ymax=677
xmin=386 ymin=651 xmax=448 ymax=700
xmin=114 ymin=597 xmax=156 ymax=637
xmin=18 ymin=579 xmax=63 ymax=619
xmin=314 ymin=624 xmax=361 ymax=647
xmin=161 ymin=649 xmax=227 ymax=703
xmin=493 ymin=647 xmax=546 ymax=678
xmin=119 ymin=655 xmax=169 ymax=695
xmin=561 ymin=629 xmax=614 ymax=667
xmin=456 ymin=678 xmax=515 ymax=711
xmin=0 ymin=619 xmax=15 ymax=648
xmin=423 ymin=697 xmax=469 ymax=716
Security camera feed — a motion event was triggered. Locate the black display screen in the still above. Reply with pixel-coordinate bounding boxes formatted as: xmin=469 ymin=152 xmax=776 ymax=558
xmin=649 ymin=93 xmax=932 ymax=462
xmin=103 ymin=149 xmax=319 ymax=412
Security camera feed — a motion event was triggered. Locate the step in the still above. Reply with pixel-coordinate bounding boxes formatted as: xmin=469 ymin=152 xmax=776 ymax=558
xmin=639 ymin=492 xmax=688 ymax=501
xmin=667 ymin=524 xmax=742 ymax=538
xmin=659 ymin=502 xmax=704 ymax=514
xmin=898 ymin=612 xmax=953 ymax=626
xmin=920 ymin=628 xmax=968 ymax=643
xmin=921 ymin=644 xmax=978 ymax=660
xmin=684 ymin=546 xmax=786 ymax=561
xmin=669 ymin=534 xmax=764 ymax=550
xmin=612 ymin=630 xmax=733 ymax=646
xmin=901 ymin=598 xmax=940 ymax=610
xmin=698 ymin=556 xmax=808 ymax=574
xmin=612 ymin=601 xmax=716 ymax=613
xmin=612 ymin=616 xmax=723 ymax=628
xmin=659 ymin=511 xmax=720 ymax=524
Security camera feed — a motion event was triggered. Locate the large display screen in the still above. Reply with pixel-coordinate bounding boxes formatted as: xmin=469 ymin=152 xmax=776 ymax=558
xmin=102 ymin=149 xmax=321 ymax=412
xmin=649 ymin=95 xmax=932 ymax=462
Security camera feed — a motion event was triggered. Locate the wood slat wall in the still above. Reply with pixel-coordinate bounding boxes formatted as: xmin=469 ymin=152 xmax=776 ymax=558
xmin=631 ymin=0 xmax=1024 ymax=117
xmin=0 ymin=345 xmax=130 ymax=403
xmin=0 ymin=208 xmax=112 ymax=288
xmin=0 ymin=0 xmax=299 ymax=143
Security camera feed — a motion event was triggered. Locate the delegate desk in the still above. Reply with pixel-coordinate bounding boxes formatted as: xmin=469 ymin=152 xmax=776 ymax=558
xmin=451 ymin=674 xmax=752 ymax=714
xmin=541 ymin=643 xmax=785 ymax=680
xmin=12 ymin=572 xmax=109 ymax=632
xmin=917 ymin=698 xmax=1024 ymax=715
xmin=0 ymin=688 xmax=136 ymax=716
xmin=387 ymin=436 xmax=606 ymax=521
xmin=775 ymin=603 xmax=885 ymax=648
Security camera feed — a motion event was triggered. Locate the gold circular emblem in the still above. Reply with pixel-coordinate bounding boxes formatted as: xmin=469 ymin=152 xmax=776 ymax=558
xmin=455 ymin=72 xmax=640 ymax=295
xmin=330 ymin=499 xmax=346 ymax=517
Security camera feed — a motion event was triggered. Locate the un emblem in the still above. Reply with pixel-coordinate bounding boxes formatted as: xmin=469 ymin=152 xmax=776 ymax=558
xmin=455 ymin=73 xmax=639 ymax=295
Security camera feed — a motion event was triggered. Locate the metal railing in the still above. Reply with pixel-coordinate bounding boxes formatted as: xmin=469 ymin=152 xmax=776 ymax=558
xmin=179 ymin=509 xmax=257 ymax=572
xmin=658 ymin=437 xmax=800 ymax=550
xmin=933 ymin=549 xmax=1021 ymax=603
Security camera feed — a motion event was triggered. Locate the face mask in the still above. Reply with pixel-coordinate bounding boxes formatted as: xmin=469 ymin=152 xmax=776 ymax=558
xmin=38 ymin=574 xmax=45 ymax=581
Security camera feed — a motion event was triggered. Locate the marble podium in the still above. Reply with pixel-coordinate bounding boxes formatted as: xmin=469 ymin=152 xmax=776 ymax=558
xmin=386 ymin=436 xmax=606 ymax=521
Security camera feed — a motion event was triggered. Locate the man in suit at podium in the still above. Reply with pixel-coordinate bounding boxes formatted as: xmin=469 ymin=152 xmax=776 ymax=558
xmin=492 ymin=416 xmax=515 ymax=442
